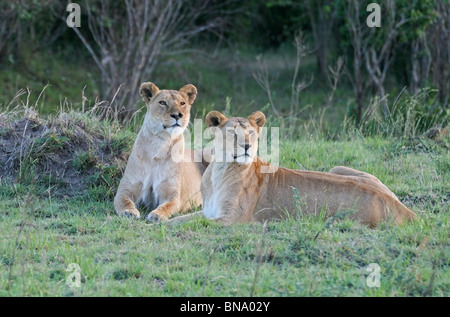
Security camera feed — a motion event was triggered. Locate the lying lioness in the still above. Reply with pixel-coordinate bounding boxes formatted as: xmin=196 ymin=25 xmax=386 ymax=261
xmin=167 ymin=111 xmax=416 ymax=227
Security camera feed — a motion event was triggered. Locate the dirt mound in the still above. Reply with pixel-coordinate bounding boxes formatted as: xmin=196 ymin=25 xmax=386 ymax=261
xmin=0 ymin=111 xmax=134 ymax=198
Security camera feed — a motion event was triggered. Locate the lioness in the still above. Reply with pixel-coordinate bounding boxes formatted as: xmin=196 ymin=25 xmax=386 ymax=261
xmin=167 ymin=111 xmax=417 ymax=227
xmin=114 ymin=82 xmax=207 ymax=222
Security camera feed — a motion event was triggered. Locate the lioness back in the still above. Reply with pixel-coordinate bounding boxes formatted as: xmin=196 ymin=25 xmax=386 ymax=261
xmin=254 ymin=164 xmax=416 ymax=227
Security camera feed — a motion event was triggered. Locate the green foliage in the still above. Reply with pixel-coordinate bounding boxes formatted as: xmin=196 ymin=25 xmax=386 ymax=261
xmin=106 ymin=131 xmax=135 ymax=156
xmin=88 ymin=164 xmax=122 ymax=200
xmin=73 ymin=150 xmax=98 ymax=172
xmin=0 ymin=0 xmax=448 ymax=295
xmin=32 ymin=133 xmax=69 ymax=157
xmin=359 ymin=88 xmax=448 ymax=138
xmin=1 ymin=100 xmax=448 ymax=296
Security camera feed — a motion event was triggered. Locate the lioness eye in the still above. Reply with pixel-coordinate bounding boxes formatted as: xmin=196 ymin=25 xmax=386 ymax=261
xmin=180 ymin=102 xmax=186 ymax=106
xmin=249 ymin=130 xmax=255 ymax=135
xmin=227 ymin=129 xmax=235 ymax=135
xmin=159 ymin=101 xmax=167 ymax=106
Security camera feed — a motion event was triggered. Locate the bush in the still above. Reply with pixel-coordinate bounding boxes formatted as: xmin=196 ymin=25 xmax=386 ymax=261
xmin=358 ymin=88 xmax=449 ymax=138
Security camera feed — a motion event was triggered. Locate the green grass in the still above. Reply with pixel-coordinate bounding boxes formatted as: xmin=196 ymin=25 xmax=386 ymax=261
xmin=0 ymin=44 xmax=448 ymax=297
xmin=1 ymin=132 xmax=448 ymax=297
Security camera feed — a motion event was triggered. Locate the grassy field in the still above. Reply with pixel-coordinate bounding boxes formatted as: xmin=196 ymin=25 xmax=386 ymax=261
xmin=0 ymin=45 xmax=448 ymax=297
xmin=0 ymin=105 xmax=448 ymax=296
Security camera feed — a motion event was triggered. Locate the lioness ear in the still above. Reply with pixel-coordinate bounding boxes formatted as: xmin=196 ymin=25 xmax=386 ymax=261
xmin=139 ymin=82 xmax=160 ymax=103
xmin=180 ymin=84 xmax=197 ymax=104
xmin=206 ymin=111 xmax=227 ymax=127
xmin=248 ymin=111 xmax=266 ymax=128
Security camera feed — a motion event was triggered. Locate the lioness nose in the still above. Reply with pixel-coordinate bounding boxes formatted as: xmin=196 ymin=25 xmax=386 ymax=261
xmin=170 ymin=113 xmax=183 ymax=120
xmin=242 ymin=144 xmax=251 ymax=151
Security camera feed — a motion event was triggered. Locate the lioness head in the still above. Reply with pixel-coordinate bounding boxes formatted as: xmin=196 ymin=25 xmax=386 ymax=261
xmin=206 ymin=111 xmax=266 ymax=164
xmin=139 ymin=82 xmax=197 ymax=137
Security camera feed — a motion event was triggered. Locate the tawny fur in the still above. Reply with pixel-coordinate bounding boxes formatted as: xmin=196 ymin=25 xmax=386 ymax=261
xmin=114 ymin=82 xmax=207 ymax=222
xmin=167 ymin=111 xmax=417 ymax=227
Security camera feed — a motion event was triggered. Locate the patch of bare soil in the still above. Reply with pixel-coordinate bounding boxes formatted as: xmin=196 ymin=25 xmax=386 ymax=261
xmin=0 ymin=114 xmax=131 ymax=197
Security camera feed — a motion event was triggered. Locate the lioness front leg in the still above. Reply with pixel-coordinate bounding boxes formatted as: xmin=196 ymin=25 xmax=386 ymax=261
xmin=146 ymin=198 xmax=179 ymax=222
xmin=146 ymin=181 xmax=181 ymax=222
xmin=164 ymin=213 xmax=232 ymax=226
xmin=114 ymin=182 xmax=143 ymax=219
xmin=164 ymin=211 xmax=204 ymax=226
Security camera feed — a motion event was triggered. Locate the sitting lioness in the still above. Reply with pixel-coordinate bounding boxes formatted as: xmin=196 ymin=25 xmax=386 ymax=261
xmin=114 ymin=82 xmax=207 ymax=222
xmin=167 ymin=111 xmax=417 ymax=227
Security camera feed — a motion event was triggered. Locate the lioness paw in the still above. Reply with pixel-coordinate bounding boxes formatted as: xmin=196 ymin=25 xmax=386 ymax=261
xmin=120 ymin=209 xmax=141 ymax=219
xmin=146 ymin=212 xmax=168 ymax=223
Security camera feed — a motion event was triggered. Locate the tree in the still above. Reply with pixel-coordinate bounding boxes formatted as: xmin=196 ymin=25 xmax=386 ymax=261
xmin=345 ymin=0 xmax=373 ymax=124
xmin=428 ymin=0 xmax=449 ymax=108
xmin=364 ymin=0 xmax=410 ymax=117
xmin=71 ymin=0 xmax=226 ymax=122
xmin=344 ymin=0 xmax=420 ymax=123
xmin=0 ymin=1 xmax=66 ymax=65
xmin=305 ymin=0 xmax=337 ymax=78
xmin=0 ymin=3 xmax=18 ymax=62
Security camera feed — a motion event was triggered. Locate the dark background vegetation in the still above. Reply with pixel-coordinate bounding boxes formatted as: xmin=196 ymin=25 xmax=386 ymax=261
xmin=0 ymin=0 xmax=448 ymax=132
